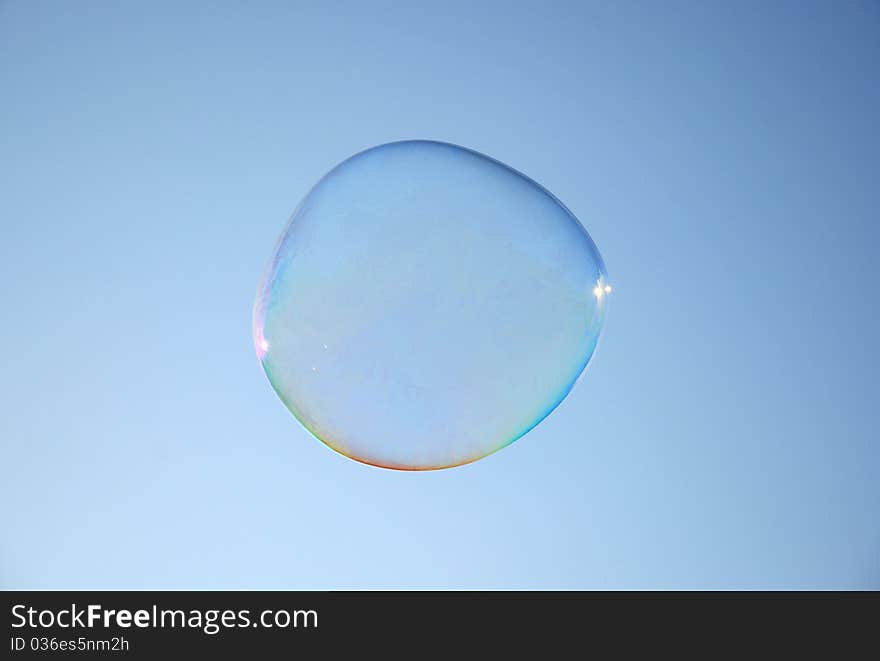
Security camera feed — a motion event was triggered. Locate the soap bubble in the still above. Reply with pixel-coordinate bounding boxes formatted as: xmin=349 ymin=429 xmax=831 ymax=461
xmin=254 ymin=140 xmax=608 ymax=470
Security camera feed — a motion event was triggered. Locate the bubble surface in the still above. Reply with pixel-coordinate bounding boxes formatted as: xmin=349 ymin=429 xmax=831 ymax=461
xmin=254 ymin=140 xmax=609 ymax=470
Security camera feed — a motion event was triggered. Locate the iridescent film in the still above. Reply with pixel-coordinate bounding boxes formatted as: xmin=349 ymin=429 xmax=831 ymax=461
xmin=254 ymin=140 xmax=609 ymax=469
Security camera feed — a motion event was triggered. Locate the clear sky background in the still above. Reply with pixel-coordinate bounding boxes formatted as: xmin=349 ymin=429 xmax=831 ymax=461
xmin=1 ymin=1 xmax=878 ymax=589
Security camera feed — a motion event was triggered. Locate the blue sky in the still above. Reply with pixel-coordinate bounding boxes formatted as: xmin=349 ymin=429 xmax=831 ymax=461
xmin=1 ymin=1 xmax=878 ymax=588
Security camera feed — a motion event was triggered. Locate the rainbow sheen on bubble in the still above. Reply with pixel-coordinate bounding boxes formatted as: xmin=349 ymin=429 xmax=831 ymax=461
xmin=254 ymin=140 xmax=609 ymax=470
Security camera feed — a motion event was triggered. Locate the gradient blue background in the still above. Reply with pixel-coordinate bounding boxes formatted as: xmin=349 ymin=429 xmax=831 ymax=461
xmin=2 ymin=1 xmax=878 ymax=589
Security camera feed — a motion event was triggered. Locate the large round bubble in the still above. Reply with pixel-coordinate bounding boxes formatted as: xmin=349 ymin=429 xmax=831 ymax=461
xmin=254 ymin=140 xmax=609 ymax=470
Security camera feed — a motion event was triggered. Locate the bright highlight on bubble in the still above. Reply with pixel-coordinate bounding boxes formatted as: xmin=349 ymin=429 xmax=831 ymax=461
xmin=254 ymin=140 xmax=609 ymax=470
xmin=593 ymin=283 xmax=612 ymax=299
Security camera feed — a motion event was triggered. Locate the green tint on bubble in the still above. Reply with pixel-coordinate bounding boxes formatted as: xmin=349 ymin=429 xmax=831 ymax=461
xmin=254 ymin=140 xmax=609 ymax=470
